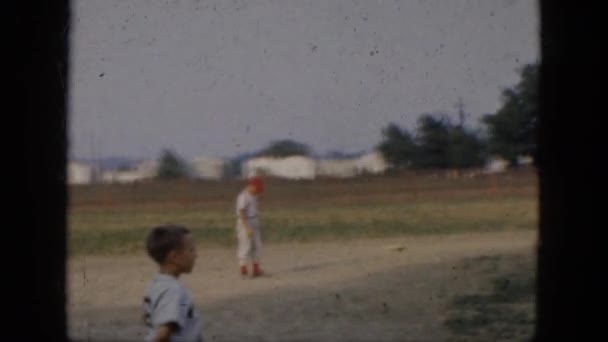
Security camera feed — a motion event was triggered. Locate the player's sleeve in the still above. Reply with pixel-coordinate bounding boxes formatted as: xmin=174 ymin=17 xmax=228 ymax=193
xmin=152 ymin=285 xmax=186 ymax=331
xmin=237 ymin=193 xmax=249 ymax=212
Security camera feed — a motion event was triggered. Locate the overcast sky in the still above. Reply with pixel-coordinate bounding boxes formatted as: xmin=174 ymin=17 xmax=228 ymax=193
xmin=69 ymin=0 xmax=539 ymax=160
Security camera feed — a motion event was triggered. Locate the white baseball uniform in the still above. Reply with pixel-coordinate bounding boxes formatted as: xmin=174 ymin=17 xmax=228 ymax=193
xmin=235 ymin=189 xmax=262 ymax=261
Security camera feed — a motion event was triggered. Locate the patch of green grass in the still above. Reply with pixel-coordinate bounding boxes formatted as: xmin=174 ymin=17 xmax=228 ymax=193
xmin=68 ymin=199 xmax=536 ymax=255
xmin=68 ymin=224 xmax=236 ymax=255
xmin=68 ymin=211 xmax=535 ymax=255
xmin=444 ymin=254 xmax=535 ymax=341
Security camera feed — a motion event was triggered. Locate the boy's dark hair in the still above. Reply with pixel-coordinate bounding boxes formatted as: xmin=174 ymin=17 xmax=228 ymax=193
xmin=146 ymin=225 xmax=191 ymax=264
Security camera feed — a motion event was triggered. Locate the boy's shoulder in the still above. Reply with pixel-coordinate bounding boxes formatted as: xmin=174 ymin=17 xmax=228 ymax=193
xmin=145 ymin=273 xmax=183 ymax=295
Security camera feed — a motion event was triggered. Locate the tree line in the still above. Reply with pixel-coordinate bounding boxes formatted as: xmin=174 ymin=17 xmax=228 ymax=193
xmin=157 ymin=62 xmax=539 ymax=178
xmin=378 ymin=62 xmax=538 ymax=170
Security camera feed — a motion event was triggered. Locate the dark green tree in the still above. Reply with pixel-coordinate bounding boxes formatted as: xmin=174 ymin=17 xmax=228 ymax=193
xmin=415 ymin=114 xmax=452 ymax=169
xmin=156 ymin=149 xmax=189 ymax=179
xmin=258 ymin=139 xmax=312 ymax=157
xmin=482 ymin=62 xmax=539 ymax=166
xmin=377 ymin=122 xmax=417 ymax=168
xmin=448 ymin=126 xmax=487 ymax=169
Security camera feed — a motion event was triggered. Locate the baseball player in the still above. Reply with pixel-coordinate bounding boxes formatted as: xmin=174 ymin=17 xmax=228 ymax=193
xmin=235 ymin=175 xmax=264 ymax=278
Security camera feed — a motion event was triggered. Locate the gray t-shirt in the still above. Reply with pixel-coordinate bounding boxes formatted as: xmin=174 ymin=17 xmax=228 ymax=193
xmin=143 ymin=273 xmax=202 ymax=342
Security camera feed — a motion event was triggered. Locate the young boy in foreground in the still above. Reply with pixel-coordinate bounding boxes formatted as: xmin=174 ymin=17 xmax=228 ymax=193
xmin=143 ymin=225 xmax=202 ymax=342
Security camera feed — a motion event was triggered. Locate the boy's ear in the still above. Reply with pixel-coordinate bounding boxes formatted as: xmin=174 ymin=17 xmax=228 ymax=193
xmin=165 ymin=249 xmax=179 ymax=263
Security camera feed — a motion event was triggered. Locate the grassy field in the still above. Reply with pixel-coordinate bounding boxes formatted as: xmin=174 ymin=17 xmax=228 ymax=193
xmin=68 ymin=168 xmax=537 ymax=255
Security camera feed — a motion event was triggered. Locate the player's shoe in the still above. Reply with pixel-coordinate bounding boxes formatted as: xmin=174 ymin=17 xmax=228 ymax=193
xmin=252 ymin=263 xmax=263 ymax=277
xmin=240 ymin=265 xmax=248 ymax=278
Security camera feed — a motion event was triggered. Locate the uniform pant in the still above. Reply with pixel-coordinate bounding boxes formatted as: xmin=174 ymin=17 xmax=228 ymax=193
xmin=236 ymin=219 xmax=262 ymax=261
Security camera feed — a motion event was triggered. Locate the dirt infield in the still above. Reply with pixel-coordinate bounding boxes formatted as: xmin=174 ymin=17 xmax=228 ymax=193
xmin=68 ymin=230 xmax=536 ymax=341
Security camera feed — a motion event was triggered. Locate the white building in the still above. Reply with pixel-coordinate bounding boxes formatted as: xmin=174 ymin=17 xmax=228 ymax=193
xmin=316 ymin=159 xmax=359 ymax=178
xmin=68 ymin=161 xmax=93 ymax=185
xmin=191 ymin=157 xmax=225 ymax=180
xmin=241 ymin=152 xmax=388 ymax=180
xmin=355 ymin=151 xmax=388 ymax=175
xmin=101 ymin=159 xmax=158 ymax=183
xmin=484 ymin=156 xmax=509 ymax=174
xmin=135 ymin=159 xmax=159 ymax=178
xmin=242 ymin=156 xmax=316 ymax=180
xmin=517 ymin=155 xmax=534 ymax=166
xmin=101 ymin=170 xmax=142 ymax=183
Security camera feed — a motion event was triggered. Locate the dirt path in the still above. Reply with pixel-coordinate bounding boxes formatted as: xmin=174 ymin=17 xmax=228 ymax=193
xmin=68 ymin=230 xmax=536 ymax=341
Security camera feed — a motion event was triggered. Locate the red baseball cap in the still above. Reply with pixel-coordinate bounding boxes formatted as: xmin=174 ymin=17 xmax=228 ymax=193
xmin=248 ymin=176 xmax=264 ymax=193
